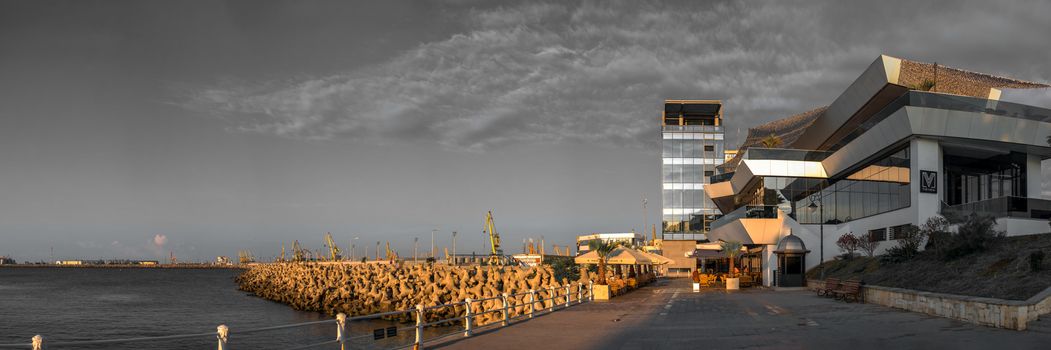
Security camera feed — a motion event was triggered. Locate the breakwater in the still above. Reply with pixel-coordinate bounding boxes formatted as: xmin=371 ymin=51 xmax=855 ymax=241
xmin=236 ymin=263 xmax=593 ymax=326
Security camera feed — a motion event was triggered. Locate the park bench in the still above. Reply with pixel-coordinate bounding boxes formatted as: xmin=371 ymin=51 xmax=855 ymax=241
xmin=739 ymin=275 xmax=754 ymax=288
xmin=830 ymin=279 xmax=863 ymax=302
xmin=816 ymin=277 xmax=840 ymax=297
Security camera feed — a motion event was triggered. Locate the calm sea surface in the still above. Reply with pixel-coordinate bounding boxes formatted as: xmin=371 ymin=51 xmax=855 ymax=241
xmin=0 ymin=268 xmax=431 ymax=349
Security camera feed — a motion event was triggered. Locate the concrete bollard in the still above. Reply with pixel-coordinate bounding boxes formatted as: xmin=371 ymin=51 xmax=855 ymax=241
xmin=31 ymin=335 xmax=42 ymax=350
xmin=336 ymin=313 xmax=347 ymax=350
xmin=577 ymin=282 xmax=584 ymax=304
xmin=463 ymin=298 xmax=474 ymax=337
xmin=528 ymin=290 xmax=536 ymax=318
xmin=216 ymin=325 xmax=228 ymax=350
xmin=589 ymin=281 xmax=595 ymax=301
xmin=414 ymin=304 xmax=425 ymax=350
xmin=501 ymin=293 xmax=510 ymax=326
xmin=565 ymin=284 xmax=571 ymax=308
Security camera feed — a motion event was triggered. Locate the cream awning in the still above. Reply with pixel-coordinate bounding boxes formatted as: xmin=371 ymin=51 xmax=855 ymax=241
xmin=575 ymin=247 xmax=657 ymax=265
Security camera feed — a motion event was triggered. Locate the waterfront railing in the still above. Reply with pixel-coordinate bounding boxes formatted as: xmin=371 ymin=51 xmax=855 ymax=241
xmin=0 ymin=281 xmax=594 ymax=350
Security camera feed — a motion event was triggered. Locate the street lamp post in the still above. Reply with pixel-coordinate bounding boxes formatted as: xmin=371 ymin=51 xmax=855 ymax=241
xmin=375 ymin=241 xmax=380 ymax=261
xmin=414 ymin=237 xmax=418 ymax=264
xmin=431 ymin=229 xmax=437 ymax=259
xmin=807 ymin=196 xmax=825 ymax=279
xmin=452 ymin=231 xmax=457 ymax=265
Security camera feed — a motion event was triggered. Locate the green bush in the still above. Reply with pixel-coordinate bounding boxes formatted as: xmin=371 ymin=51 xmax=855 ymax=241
xmin=881 ymin=224 xmax=923 ymax=263
xmin=939 ymin=213 xmax=1005 ymax=261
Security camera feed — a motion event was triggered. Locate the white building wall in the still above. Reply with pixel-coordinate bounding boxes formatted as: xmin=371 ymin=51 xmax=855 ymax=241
xmin=912 ymin=137 xmax=943 ymax=227
xmin=1028 ymin=154 xmax=1046 ymax=200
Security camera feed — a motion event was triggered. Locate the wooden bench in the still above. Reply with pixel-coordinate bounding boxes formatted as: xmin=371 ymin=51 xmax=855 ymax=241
xmin=816 ymin=278 xmax=840 ymax=297
xmin=830 ymin=279 xmax=863 ymax=302
xmin=739 ymin=275 xmax=754 ymax=288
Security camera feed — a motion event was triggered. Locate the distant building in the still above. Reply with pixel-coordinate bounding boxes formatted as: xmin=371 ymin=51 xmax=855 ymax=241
xmin=56 ymin=260 xmax=84 ymax=265
xmin=137 ymin=260 xmax=159 ymax=266
xmin=576 ymin=232 xmax=645 ymax=254
xmin=216 ymin=256 xmax=231 ymax=265
xmin=0 ymin=256 xmax=15 ymax=265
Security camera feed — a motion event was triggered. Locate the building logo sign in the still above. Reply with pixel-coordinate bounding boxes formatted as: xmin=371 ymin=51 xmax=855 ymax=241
xmin=920 ymin=170 xmax=938 ymax=193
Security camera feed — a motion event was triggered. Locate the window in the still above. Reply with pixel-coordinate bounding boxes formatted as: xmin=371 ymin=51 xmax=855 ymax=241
xmin=888 ymin=224 xmax=911 ymax=240
xmin=704 ymin=145 xmax=715 ymax=152
xmin=868 ymin=228 xmax=887 ymax=242
xmin=704 ymin=170 xmax=714 ymax=177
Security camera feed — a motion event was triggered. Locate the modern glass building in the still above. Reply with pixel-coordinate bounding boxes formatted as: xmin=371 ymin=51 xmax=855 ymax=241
xmin=704 ymin=55 xmax=1051 ymax=287
xmin=661 ymin=100 xmax=724 ymax=241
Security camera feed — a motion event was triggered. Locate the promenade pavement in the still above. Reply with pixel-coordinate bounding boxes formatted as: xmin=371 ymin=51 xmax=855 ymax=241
xmin=427 ymin=278 xmax=1051 ymax=350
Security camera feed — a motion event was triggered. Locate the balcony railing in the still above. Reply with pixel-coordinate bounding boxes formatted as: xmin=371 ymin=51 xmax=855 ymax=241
xmin=661 ymin=125 xmax=723 ymax=132
xmin=941 ymin=196 xmax=1051 ymax=220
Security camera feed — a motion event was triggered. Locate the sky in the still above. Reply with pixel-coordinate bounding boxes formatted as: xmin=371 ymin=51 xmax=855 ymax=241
xmin=1 ymin=0 xmax=1049 ymax=262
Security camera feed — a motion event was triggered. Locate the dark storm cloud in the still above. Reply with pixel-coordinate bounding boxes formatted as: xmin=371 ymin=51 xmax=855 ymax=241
xmin=181 ymin=0 xmax=1051 ymax=153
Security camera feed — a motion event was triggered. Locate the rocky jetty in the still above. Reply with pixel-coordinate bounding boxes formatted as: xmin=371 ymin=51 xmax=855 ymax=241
xmin=236 ymin=263 xmax=593 ymax=326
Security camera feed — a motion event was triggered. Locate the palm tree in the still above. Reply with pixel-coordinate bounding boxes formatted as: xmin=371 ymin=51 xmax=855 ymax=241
xmin=588 ymin=239 xmax=618 ymax=285
xmin=760 ymin=133 xmax=783 ymax=148
xmin=720 ymin=241 xmax=744 ymax=278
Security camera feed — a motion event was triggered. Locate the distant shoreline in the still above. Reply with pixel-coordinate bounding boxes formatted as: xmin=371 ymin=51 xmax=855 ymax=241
xmin=0 ymin=264 xmax=245 ymax=269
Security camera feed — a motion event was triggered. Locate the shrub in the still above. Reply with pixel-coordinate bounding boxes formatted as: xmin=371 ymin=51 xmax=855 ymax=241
xmin=836 ymin=233 xmax=860 ymax=258
xmin=858 ymin=235 xmax=880 ymax=258
xmin=922 ymin=216 xmax=952 ymax=255
xmin=880 ymin=225 xmax=923 ymax=263
xmin=1029 ymin=251 xmax=1045 ymax=272
xmin=938 ymin=213 xmax=1005 ymax=261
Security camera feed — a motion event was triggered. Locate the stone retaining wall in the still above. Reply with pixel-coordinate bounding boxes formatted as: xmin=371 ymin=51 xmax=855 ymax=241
xmin=808 ymin=279 xmax=1051 ymax=330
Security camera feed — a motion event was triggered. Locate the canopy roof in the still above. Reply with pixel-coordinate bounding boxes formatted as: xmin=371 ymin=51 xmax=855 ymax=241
xmin=575 ymin=247 xmax=666 ymax=265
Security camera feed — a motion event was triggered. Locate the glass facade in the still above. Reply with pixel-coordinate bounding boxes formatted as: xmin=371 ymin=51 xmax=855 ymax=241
xmin=715 ymin=147 xmax=912 ymax=225
xmin=794 ymin=147 xmax=911 ymax=224
xmin=944 ymin=152 xmax=1027 ymax=206
xmin=661 ymin=101 xmax=724 ymax=239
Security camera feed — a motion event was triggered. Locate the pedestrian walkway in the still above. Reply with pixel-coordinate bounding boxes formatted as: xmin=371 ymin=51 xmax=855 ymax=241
xmin=427 ymin=278 xmax=1051 ymax=349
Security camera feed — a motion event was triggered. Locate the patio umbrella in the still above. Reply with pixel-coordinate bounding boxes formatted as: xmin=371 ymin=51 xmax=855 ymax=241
xmin=605 ymin=247 xmax=654 ymax=265
xmin=642 ymin=251 xmax=672 ymax=265
xmin=573 ymin=250 xmax=601 ymax=264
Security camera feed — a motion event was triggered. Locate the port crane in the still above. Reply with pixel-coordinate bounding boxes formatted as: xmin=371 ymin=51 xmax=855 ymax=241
xmin=292 ymin=240 xmax=305 ymax=262
xmin=484 ymin=210 xmax=504 ymax=265
xmin=324 ymin=232 xmax=342 ymax=261
xmin=238 ymin=250 xmax=255 ymax=264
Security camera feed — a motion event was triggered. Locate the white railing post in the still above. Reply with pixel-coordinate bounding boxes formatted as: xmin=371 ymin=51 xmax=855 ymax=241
xmin=500 ymin=293 xmax=510 ymax=326
xmin=528 ymin=290 xmax=536 ymax=318
xmin=564 ymin=284 xmax=571 ymax=307
xmin=548 ymin=287 xmax=555 ymax=312
xmin=414 ymin=304 xmax=425 ymax=350
xmin=216 ymin=325 xmax=228 ymax=350
xmin=31 ymin=335 xmax=42 ymax=350
xmin=463 ymin=299 xmax=473 ymax=337
xmin=577 ymin=282 xmax=584 ymax=304
xmin=336 ymin=313 xmax=346 ymax=350
xmin=589 ymin=281 xmax=595 ymax=301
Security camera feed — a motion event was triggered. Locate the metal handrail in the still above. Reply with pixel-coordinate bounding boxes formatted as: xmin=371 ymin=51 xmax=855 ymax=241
xmin=3 ymin=281 xmax=596 ymax=350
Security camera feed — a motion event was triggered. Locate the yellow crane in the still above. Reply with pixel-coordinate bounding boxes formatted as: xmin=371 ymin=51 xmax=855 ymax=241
xmin=324 ymin=232 xmax=342 ymax=261
xmin=484 ymin=210 xmax=504 ymax=265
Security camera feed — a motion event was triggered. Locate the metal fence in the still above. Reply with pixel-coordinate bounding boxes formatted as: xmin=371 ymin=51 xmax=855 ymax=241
xmin=0 ymin=281 xmax=593 ymax=350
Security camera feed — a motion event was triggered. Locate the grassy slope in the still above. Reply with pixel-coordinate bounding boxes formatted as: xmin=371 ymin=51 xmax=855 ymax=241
xmin=807 ymin=233 xmax=1051 ymax=301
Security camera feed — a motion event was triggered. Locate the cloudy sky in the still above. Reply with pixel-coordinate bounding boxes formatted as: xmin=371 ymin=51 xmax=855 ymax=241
xmin=1 ymin=0 xmax=1049 ymax=262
